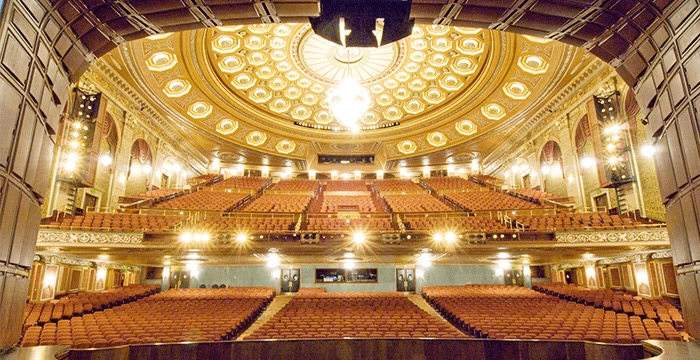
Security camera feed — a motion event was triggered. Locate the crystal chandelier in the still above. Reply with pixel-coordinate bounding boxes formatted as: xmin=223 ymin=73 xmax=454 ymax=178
xmin=328 ymin=76 xmax=370 ymax=127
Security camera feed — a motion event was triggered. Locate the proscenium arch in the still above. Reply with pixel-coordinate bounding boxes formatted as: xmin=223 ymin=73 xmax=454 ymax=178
xmin=1 ymin=0 xmax=699 ymax=350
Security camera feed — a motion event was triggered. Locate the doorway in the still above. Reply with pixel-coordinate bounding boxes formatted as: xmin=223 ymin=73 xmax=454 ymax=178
xmin=396 ymin=268 xmax=416 ymax=292
xmin=280 ymin=268 xmax=300 ymax=293
xmin=169 ymin=271 xmax=190 ymax=289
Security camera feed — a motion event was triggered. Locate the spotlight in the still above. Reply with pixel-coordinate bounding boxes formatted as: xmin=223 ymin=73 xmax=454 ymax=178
xmin=433 ymin=233 xmax=443 ymax=242
xmin=180 ymin=232 xmax=194 ymax=243
xmin=444 ymin=232 xmax=456 ymax=243
xmin=236 ymin=233 xmax=248 ymax=244
xmin=641 ymin=145 xmax=655 ymax=158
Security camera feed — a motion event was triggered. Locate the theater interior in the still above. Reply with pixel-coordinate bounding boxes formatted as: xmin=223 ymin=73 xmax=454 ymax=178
xmin=1 ymin=1 xmax=699 ymax=359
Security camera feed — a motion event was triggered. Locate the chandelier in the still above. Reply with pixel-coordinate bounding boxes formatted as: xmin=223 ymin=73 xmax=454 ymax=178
xmin=328 ymin=75 xmax=370 ymax=128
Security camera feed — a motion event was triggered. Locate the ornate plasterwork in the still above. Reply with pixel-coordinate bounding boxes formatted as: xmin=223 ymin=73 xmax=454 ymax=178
xmin=108 ymin=23 xmax=587 ymax=161
xmin=556 ymin=229 xmax=669 ymax=244
xmin=37 ymin=230 xmax=143 ymax=245
xmin=650 ymin=250 xmax=672 ymax=259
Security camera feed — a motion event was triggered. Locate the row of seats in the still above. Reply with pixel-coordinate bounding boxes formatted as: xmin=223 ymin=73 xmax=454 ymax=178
xmin=423 ymin=285 xmax=683 ymax=343
xmin=246 ymin=293 xmax=466 ymax=340
xmin=469 ymin=175 xmax=503 ymax=187
xmin=243 ymin=194 xmax=313 ymax=213
xmin=321 ymin=195 xmax=378 ymax=213
xmin=307 ymin=217 xmax=393 ymax=231
xmin=20 ymin=287 xmax=274 ymax=348
xmin=508 ymin=188 xmax=558 ymax=202
xmin=135 ymin=188 xmax=183 ymax=199
xmin=373 ymin=179 xmax=424 ymax=193
xmin=40 ymin=213 xmax=184 ymax=233
xmin=155 ymin=191 xmax=249 ymax=211
xmin=187 ymin=174 xmax=222 ymax=187
xmin=202 ymin=215 xmax=294 ymax=232
xmin=383 ymin=194 xmax=454 ymax=213
xmin=532 ymin=283 xmax=684 ymax=328
xmin=514 ymin=212 xmax=646 ymax=231
xmin=210 ymin=176 xmax=271 ymax=191
xmin=404 ymin=216 xmax=507 ymax=232
xmin=446 ymin=191 xmax=542 ymax=211
xmin=23 ymin=285 xmax=158 ymax=331
xmin=269 ymin=179 xmax=319 ymax=192
xmin=421 ymin=177 xmax=483 ymax=191
xmin=324 ymin=180 xmax=369 ymax=192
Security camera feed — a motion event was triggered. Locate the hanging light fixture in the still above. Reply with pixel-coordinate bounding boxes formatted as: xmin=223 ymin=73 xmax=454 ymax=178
xmin=327 ymin=49 xmax=370 ymax=127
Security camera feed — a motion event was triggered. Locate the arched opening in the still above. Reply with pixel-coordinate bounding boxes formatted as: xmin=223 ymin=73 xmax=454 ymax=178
xmin=125 ymin=138 xmax=153 ymax=196
xmin=539 ymin=140 xmax=567 ymax=197
xmin=0 ymin=0 xmax=699 ymax=350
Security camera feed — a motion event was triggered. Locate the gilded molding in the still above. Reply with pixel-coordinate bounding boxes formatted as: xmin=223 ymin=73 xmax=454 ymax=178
xmin=556 ymin=228 xmax=668 ymax=244
xmin=37 ymin=230 xmax=143 ymax=245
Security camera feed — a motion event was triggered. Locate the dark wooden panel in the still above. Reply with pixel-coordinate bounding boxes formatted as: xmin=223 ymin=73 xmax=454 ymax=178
xmin=0 ymin=185 xmax=20 ymax=263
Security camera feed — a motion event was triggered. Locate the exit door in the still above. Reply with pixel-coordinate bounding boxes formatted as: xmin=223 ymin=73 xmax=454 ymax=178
xmin=281 ymin=268 xmax=300 ymax=292
xmin=504 ymin=270 xmax=524 ymax=286
xmin=170 ymin=271 xmax=190 ymax=289
xmin=396 ymin=269 xmax=416 ymax=292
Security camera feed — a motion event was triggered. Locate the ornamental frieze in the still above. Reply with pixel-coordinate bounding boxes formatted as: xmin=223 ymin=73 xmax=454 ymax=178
xmin=555 ymin=229 xmax=668 ymax=244
xmin=37 ymin=230 xmax=143 ymax=245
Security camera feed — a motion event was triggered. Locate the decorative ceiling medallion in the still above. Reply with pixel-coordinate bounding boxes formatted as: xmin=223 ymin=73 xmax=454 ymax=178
xmin=481 ymin=103 xmax=506 ymax=120
xmin=246 ymin=131 xmax=267 ymax=146
xmin=518 ymin=55 xmax=549 ymax=74
xmin=187 ymin=102 xmax=212 ymax=118
xmin=361 ymin=111 xmax=379 ymax=125
xmin=313 ymin=110 xmax=333 ymax=124
xmin=218 ymin=55 xmax=245 ymax=73
xmin=211 ymin=34 xmax=240 ymax=54
xmin=427 ymin=132 xmax=448 ymax=147
xmin=275 ymin=139 xmax=296 ymax=154
xmin=163 ymin=79 xmax=191 ymax=98
xmin=146 ymin=52 xmax=177 ymax=71
xmin=456 ymin=38 xmax=484 ymax=55
xmin=503 ymin=81 xmax=531 ymax=100
xmin=215 ymin=119 xmax=238 ymax=135
xmin=397 ymin=140 xmax=418 ymax=154
xmin=452 ymin=58 xmax=477 ymax=75
xmin=455 ymin=120 xmax=478 ymax=135
xmin=231 ymin=73 xmax=256 ymax=90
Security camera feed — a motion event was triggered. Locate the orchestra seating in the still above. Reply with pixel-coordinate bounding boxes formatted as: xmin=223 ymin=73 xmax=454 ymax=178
xmin=20 ymin=287 xmax=274 ymax=348
xmin=446 ymin=191 xmax=541 ymax=211
xmin=246 ymin=292 xmax=467 ymax=340
xmin=321 ymin=195 xmax=377 ymax=213
xmin=242 ymin=194 xmax=313 ymax=213
xmin=532 ymin=283 xmax=684 ymax=330
xmin=134 ymin=188 xmax=183 ymax=199
xmin=421 ymin=177 xmax=482 ymax=191
xmin=513 ymin=212 xmax=647 ymax=231
xmin=374 ymin=179 xmax=423 ymax=193
xmin=307 ymin=217 xmax=393 ymax=231
xmin=470 ymin=175 xmax=504 ymax=187
xmin=325 ymin=180 xmax=369 ymax=192
xmin=269 ymin=179 xmax=319 ymax=192
xmin=41 ymin=213 xmax=184 ymax=233
xmin=423 ymin=285 xmax=683 ymax=343
xmin=209 ymin=177 xmax=271 ymax=191
xmin=154 ymin=191 xmax=249 ymax=212
xmin=187 ymin=174 xmax=222 ymax=187
xmin=508 ymin=188 xmax=558 ymax=203
xmin=203 ymin=215 xmax=294 ymax=232
xmin=22 ymin=285 xmax=159 ymax=332
xmin=403 ymin=215 xmax=508 ymax=232
xmin=383 ymin=194 xmax=454 ymax=212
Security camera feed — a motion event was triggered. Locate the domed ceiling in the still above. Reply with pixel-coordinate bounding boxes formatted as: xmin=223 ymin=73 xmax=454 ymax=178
xmin=107 ymin=24 xmax=595 ymax=166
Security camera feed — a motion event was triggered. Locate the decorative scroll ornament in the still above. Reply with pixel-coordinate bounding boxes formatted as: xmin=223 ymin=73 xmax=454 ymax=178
xmin=650 ymin=250 xmax=672 ymax=259
xmin=37 ymin=231 xmax=143 ymax=245
xmin=556 ymin=229 xmax=668 ymax=244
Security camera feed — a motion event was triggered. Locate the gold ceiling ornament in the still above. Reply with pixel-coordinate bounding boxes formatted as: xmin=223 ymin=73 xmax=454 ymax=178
xmin=215 ymin=119 xmax=238 ymax=135
xmin=481 ymin=103 xmax=506 ymax=121
xmin=187 ymin=101 xmax=212 ymax=119
xmin=146 ymin=52 xmax=177 ymax=71
xmin=118 ymin=23 xmax=585 ymax=160
xmin=246 ymin=131 xmax=267 ymax=146
xmin=275 ymin=139 xmax=297 ymax=154
xmin=397 ymin=140 xmax=418 ymax=154
xmin=427 ymin=132 xmax=448 ymax=147
xmin=163 ymin=79 xmax=191 ymax=97
xmin=518 ymin=55 xmax=549 ymax=74
xmin=455 ymin=120 xmax=478 ymax=136
xmin=503 ymin=81 xmax=531 ymax=100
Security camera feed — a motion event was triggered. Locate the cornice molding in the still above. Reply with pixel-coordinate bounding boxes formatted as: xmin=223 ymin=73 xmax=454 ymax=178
xmin=37 ymin=230 xmax=143 ymax=245
xmin=556 ymin=228 xmax=668 ymax=244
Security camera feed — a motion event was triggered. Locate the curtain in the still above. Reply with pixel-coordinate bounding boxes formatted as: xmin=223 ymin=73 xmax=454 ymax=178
xmin=575 ymin=116 xmax=591 ymax=155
